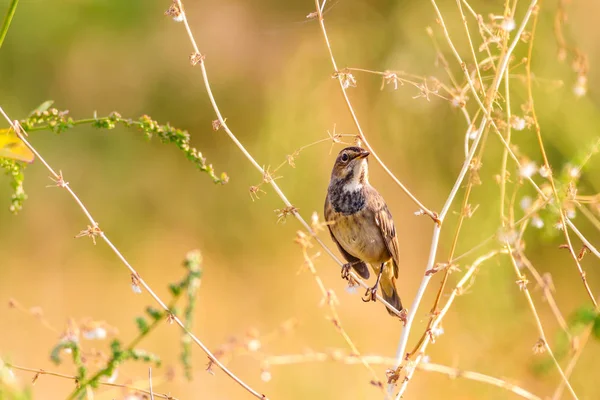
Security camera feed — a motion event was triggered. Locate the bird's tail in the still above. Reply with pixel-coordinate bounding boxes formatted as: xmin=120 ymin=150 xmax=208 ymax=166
xmin=380 ymin=271 xmax=403 ymax=318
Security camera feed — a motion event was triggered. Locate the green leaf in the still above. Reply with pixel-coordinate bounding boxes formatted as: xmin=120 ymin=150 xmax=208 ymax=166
xmin=135 ymin=317 xmax=149 ymax=334
xmin=28 ymin=100 xmax=54 ymax=116
xmin=569 ymin=306 xmax=597 ymax=327
xmin=593 ymin=315 xmax=600 ymax=340
xmin=145 ymin=306 xmax=163 ymax=321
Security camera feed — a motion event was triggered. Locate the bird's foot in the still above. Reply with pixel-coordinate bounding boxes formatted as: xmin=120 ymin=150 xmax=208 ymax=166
xmin=361 ymin=286 xmax=377 ymax=302
xmin=341 ymin=263 xmax=352 ymax=280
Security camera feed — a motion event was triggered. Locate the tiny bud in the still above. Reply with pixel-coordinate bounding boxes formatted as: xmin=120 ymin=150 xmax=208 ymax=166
xmin=260 ymin=370 xmax=272 ymax=382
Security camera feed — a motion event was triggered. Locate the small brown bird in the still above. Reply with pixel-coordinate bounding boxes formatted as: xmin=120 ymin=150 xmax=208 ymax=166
xmin=324 ymin=146 xmax=403 ymax=317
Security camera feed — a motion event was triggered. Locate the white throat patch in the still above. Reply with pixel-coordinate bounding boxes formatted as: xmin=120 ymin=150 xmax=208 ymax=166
xmin=343 ymin=180 xmax=363 ymax=192
xmin=343 ymin=159 xmax=368 ymax=192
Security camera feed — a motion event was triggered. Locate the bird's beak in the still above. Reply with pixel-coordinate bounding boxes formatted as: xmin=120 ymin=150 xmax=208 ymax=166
xmin=357 ymin=150 xmax=370 ymax=159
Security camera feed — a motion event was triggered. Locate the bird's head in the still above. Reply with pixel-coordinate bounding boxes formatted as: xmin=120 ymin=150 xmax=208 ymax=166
xmin=330 ymin=146 xmax=370 ymax=188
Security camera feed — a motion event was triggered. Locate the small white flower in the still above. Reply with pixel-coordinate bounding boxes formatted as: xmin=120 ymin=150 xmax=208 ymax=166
xmin=247 ymin=339 xmax=261 ymax=352
xmin=468 ymin=126 xmax=479 ymax=140
xmin=131 ymin=282 xmax=142 ymax=294
xmin=501 ymin=17 xmax=516 ymax=32
xmin=520 ymin=196 xmax=532 ymax=211
xmin=421 ymin=355 xmax=430 ymax=364
xmin=532 ymin=216 xmax=544 ymax=229
xmin=573 ymin=75 xmax=587 ymax=98
xmin=566 ymin=209 xmax=576 ymax=219
xmin=511 ymin=116 xmax=526 ymax=131
xmin=569 ymin=166 xmax=581 ymax=179
xmin=555 ymin=221 xmax=564 ymax=230
xmin=345 ymin=284 xmax=358 ymax=295
xmin=83 ymin=327 xmax=107 ymax=340
xmin=261 ymin=370 xmax=272 ymax=382
xmin=431 ymin=326 xmax=444 ymax=337
xmin=539 ymin=165 xmax=551 ymax=178
xmin=498 ymin=228 xmax=518 ymax=245
xmin=519 ymin=162 xmax=537 ymax=179
xmin=173 ymin=13 xmax=185 ymax=22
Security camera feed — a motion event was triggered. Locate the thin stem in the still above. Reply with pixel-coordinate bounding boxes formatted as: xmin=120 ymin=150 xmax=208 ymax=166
xmin=523 ymin=1 xmax=597 ymax=307
xmin=173 ymin=1 xmax=403 ymax=317
xmin=0 ymin=0 xmax=19 ymax=49
xmin=265 ymin=351 xmax=541 ymax=400
xmin=0 ymin=106 xmax=267 ymax=400
xmin=6 ymin=363 xmax=177 ymax=400
xmin=391 ymin=1 xmax=539 ymax=398
xmin=313 ymin=0 xmax=437 ymax=222
xmin=505 ymin=244 xmax=578 ymax=400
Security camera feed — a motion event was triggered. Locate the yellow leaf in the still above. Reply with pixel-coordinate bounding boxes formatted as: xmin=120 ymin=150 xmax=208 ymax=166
xmin=0 ymin=127 xmax=34 ymax=163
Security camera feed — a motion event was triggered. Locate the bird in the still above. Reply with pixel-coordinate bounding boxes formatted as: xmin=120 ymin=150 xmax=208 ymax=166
xmin=324 ymin=146 xmax=403 ymax=317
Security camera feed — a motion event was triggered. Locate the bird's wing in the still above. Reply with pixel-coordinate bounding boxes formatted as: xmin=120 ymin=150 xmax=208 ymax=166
xmin=372 ymin=190 xmax=400 ymax=279
xmin=324 ymin=197 xmax=371 ymax=280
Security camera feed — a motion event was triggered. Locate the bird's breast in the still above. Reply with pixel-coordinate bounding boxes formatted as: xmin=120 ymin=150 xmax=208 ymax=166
xmin=328 ymin=208 xmax=390 ymax=264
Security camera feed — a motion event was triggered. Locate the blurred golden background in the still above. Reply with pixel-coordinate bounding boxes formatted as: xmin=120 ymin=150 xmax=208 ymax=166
xmin=1 ymin=0 xmax=600 ymax=399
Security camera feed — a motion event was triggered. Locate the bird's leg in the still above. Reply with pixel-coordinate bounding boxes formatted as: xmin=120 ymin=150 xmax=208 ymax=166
xmin=362 ymin=263 xmax=385 ymax=302
xmin=341 ymin=261 xmax=358 ymax=280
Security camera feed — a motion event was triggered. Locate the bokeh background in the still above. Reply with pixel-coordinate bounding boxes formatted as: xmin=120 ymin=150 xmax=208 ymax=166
xmin=1 ymin=0 xmax=600 ymax=399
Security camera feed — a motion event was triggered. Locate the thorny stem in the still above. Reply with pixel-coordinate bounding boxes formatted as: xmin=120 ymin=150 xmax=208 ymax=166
xmin=172 ymin=0 xmax=403 ymax=319
xmin=0 ymin=106 xmax=268 ymax=400
xmin=390 ymin=1 xmax=539 ymax=398
xmin=312 ymin=0 xmax=438 ymax=222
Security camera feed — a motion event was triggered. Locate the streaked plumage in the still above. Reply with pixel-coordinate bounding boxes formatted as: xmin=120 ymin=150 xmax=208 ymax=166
xmin=324 ymin=146 xmax=403 ymax=317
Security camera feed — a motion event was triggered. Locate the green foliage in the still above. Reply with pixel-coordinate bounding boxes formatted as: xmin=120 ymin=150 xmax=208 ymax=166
xmin=1 ymin=103 xmax=229 ymax=215
xmin=145 ymin=306 xmax=163 ymax=321
xmin=0 ymin=159 xmax=26 ymax=214
xmin=135 ymin=316 xmax=149 ymax=335
xmin=569 ymin=305 xmax=600 ymax=339
xmin=66 ymin=250 xmax=204 ymax=397
xmin=20 ymin=106 xmax=228 ymax=184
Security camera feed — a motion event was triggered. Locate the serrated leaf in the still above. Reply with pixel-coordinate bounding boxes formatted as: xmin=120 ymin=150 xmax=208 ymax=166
xmin=28 ymin=100 xmax=54 ymax=116
xmin=0 ymin=127 xmax=34 ymax=163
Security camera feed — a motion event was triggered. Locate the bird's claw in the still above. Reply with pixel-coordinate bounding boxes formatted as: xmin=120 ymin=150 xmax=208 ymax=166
xmin=341 ymin=263 xmax=352 ymax=280
xmin=361 ymin=287 xmax=377 ymax=302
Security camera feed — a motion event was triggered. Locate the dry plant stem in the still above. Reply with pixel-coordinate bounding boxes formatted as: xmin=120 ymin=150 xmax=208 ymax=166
xmin=266 ymin=352 xmax=540 ymax=400
xmin=173 ymin=1 xmax=402 ymax=317
xmin=517 ymin=249 xmax=570 ymax=337
xmin=0 ymin=107 xmax=266 ymax=400
xmin=394 ymin=250 xmax=508 ymax=398
xmin=390 ymin=3 xmax=538 ymax=396
xmin=505 ymin=244 xmax=578 ymax=400
xmin=299 ymin=246 xmax=384 ymax=389
xmin=7 ymin=364 xmax=178 ymax=400
xmin=312 ymin=0 xmax=437 ymax=221
xmin=455 ymin=0 xmax=485 ymax=93
xmin=417 ymin=362 xmax=540 ymax=400
xmin=552 ymin=326 xmax=593 ymax=400
xmin=487 ymin=121 xmax=600 ymax=260
xmin=523 ymin=4 xmax=598 ymax=308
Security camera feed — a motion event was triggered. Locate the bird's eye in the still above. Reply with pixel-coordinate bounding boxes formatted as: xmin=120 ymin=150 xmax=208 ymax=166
xmin=341 ymin=153 xmax=349 ymax=162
